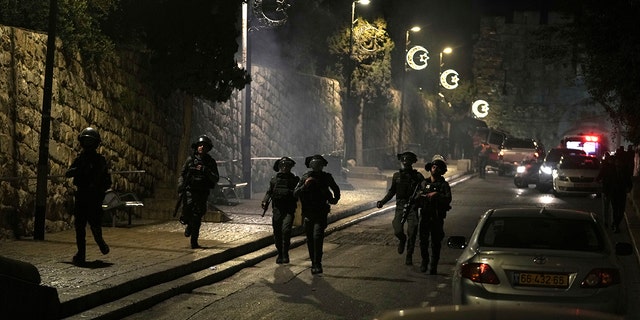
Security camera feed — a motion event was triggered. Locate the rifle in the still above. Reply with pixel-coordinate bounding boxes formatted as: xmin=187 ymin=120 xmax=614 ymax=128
xmin=401 ymin=182 xmax=421 ymax=225
xmin=261 ymin=198 xmax=271 ymax=217
xmin=173 ymin=191 xmax=184 ymax=218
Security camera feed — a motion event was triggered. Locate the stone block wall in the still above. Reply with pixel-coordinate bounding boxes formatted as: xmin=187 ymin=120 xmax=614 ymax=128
xmin=0 ymin=25 xmax=346 ymax=238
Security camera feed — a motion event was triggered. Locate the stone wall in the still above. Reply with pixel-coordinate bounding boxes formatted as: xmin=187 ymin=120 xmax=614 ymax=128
xmin=472 ymin=11 xmax=615 ymax=150
xmin=0 ymin=25 xmax=345 ymax=238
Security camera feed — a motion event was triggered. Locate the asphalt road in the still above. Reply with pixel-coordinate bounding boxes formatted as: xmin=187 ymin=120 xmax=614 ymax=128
xmin=123 ymin=173 xmax=640 ymax=320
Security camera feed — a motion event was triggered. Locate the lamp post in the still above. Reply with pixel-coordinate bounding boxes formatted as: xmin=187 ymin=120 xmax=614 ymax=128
xmin=438 ymin=47 xmax=452 ymax=157
xmin=345 ymin=0 xmax=370 ymax=162
xmin=398 ymin=26 xmax=421 ymax=153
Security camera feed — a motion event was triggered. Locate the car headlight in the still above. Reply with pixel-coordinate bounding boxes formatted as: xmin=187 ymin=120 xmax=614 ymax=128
xmin=516 ymin=166 xmax=526 ymax=173
xmin=540 ymin=165 xmax=553 ymax=175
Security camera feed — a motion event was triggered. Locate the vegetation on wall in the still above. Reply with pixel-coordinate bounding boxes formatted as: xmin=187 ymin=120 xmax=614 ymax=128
xmin=0 ymin=0 xmax=249 ymax=104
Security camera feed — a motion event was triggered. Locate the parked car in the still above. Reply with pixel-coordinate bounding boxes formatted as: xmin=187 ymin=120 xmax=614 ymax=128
xmin=376 ymin=305 xmax=623 ymax=320
xmin=498 ymin=137 xmax=544 ymax=176
xmin=536 ymin=148 xmax=587 ymax=192
xmin=514 ymin=159 xmax=541 ymax=188
xmin=447 ymin=207 xmax=632 ymax=315
xmin=552 ymin=155 xmax=601 ymax=196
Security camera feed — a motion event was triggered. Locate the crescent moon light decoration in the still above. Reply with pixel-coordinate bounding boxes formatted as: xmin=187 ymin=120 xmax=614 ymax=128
xmin=472 ymin=100 xmax=490 ymax=118
xmin=406 ymin=45 xmax=429 ymax=70
xmin=440 ymin=69 xmax=460 ymax=89
xmin=252 ymin=0 xmax=291 ymax=28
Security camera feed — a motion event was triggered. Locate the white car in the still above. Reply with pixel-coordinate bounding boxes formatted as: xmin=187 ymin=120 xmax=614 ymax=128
xmin=552 ymin=155 xmax=601 ymax=196
xmin=447 ymin=208 xmax=632 ymax=315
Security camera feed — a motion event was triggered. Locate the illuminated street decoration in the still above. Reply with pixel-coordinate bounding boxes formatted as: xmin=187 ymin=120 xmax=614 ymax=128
xmin=406 ymin=45 xmax=429 ymax=70
xmin=354 ymin=24 xmax=382 ymax=52
xmin=440 ymin=69 xmax=460 ymax=89
xmin=252 ymin=0 xmax=291 ymax=28
xmin=472 ymin=100 xmax=490 ymax=118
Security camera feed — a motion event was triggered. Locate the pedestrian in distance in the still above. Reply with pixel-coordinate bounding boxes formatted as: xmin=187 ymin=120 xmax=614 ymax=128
xmin=65 ymin=127 xmax=112 ymax=265
xmin=293 ymin=154 xmax=340 ymax=275
xmin=608 ymin=154 xmax=633 ymax=233
xmin=415 ymin=155 xmax=452 ymax=274
xmin=262 ymin=157 xmax=300 ymax=264
xmin=595 ymin=152 xmax=615 ymax=227
xmin=177 ymin=135 xmax=219 ymax=249
xmin=476 ymin=142 xmax=492 ymax=178
xmin=376 ymin=151 xmax=424 ymax=266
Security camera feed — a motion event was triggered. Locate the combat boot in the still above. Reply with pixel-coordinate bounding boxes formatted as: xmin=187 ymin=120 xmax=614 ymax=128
xmin=420 ymin=259 xmax=429 ymax=273
xmin=405 ymin=254 xmax=413 ymax=265
xmin=397 ymin=234 xmax=407 ymax=254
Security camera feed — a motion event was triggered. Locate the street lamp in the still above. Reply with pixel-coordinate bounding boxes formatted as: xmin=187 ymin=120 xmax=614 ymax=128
xmin=398 ymin=26 xmax=421 ymax=153
xmin=345 ymin=0 xmax=370 ymax=162
xmin=438 ymin=47 xmax=453 ymax=92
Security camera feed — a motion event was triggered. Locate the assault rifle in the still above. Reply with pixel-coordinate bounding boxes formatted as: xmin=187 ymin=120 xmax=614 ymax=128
xmin=400 ymin=182 xmax=421 ymax=225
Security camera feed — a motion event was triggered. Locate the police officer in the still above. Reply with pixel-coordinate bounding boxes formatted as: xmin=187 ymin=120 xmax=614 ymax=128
xmin=415 ymin=155 xmax=452 ymax=274
xmin=262 ymin=157 xmax=300 ymax=264
xmin=178 ymin=135 xmax=219 ymax=249
xmin=376 ymin=151 xmax=424 ymax=266
xmin=294 ymin=154 xmax=340 ymax=275
xmin=65 ymin=127 xmax=112 ymax=264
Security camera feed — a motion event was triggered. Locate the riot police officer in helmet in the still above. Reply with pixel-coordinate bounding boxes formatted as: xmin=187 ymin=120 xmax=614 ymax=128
xmin=376 ymin=151 xmax=424 ymax=266
xmin=66 ymin=127 xmax=112 ymax=264
xmin=178 ymin=135 xmax=219 ymax=249
xmin=416 ymin=155 xmax=452 ymax=274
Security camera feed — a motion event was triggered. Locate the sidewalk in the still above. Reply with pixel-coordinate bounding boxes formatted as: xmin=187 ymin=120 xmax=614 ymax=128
xmin=0 ymin=164 xmax=465 ymax=320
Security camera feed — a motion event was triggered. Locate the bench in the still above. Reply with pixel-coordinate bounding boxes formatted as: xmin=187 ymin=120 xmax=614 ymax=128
xmin=212 ymin=161 xmax=248 ymax=206
xmin=102 ymin=190 xmax=144 ymax=227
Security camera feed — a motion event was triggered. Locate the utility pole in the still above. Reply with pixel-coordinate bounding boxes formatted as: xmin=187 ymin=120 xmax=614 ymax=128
xmin=34 ymin=0 xmax=58 ymax=240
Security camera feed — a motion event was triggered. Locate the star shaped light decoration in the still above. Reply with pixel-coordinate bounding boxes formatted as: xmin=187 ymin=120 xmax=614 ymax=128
xmin=253 ymin=0 xmax=291 ymax=28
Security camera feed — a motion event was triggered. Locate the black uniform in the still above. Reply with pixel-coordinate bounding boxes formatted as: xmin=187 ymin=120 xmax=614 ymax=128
xmin=294 ymin=155 xmax=340 ymax=274
xmin=378 ymin=168 xmax=424 ymax=263
xmin=263 ymin=169 xmax=299 ymax=263
xmin=178 ymin=150 xmax=219 ymax=248
xmin=66 ymin=128 xmax=112 ymax=264
xmin=416 ymin=172 xmax=451 ymax=274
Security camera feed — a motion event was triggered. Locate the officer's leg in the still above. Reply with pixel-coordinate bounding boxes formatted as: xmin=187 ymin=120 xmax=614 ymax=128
xmin=272 ymin=209 xmax=284 ymax=263
xmin=392 ymin=204 xmax=407 ymax=254
xmin=313 ymin=221 xmax=326 ymax=273
xmin=304 ymin=218 xmax=317 ymax=272
xmin=281 ymin=211 xmax=294 ymax=263
xmin=88 ymin=200 xmax=109 ymax=255
xmin=405 ymin=210 xmax=419 ymax=265
xmin=73 ymin=207 xmax=88 ymax=263
xmin=190 ymin=195 xmax=207 ymax=248
xmin=419 ymin=216 xmax=430 ymax=272
xmin=430 ymin=220 xmax=445 ymax=275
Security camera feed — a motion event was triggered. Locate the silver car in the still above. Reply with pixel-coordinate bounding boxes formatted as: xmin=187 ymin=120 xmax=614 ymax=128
xmin=448 ymin=208 xmax=633 ymax=315
xmin=552 ymin=155 xmax=601 ymax=196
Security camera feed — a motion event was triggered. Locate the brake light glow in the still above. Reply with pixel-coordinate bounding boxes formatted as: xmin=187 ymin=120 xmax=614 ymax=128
xmin=460 ymin=263 xmax=500 ymax=284
xmin=584 ymin=135 xmax=599 ymax=142
xmin=581 ymin=268 xmax=620 ymax=288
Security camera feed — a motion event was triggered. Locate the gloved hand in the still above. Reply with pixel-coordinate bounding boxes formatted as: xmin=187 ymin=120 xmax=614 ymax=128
xmin=261 ymin=202 xmax=268 ymax=210
xmin=376 ymin=201 xmax=383 ymax=208
xmin=328 ymin=197 xmax=338 ymax=205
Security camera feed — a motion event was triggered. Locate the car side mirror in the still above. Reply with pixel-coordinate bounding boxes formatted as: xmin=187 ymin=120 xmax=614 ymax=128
xmin=447 ymin=236 xmax=467 ymax=249
xmin=615 ymin=242 xmax=633 ymax=256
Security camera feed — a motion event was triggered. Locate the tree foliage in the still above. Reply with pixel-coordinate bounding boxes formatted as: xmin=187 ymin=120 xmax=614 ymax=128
xmin=328 ymin=17 xmax=394 ymax=104
xmin=0 ymin=0 xmax=249 ymax=103
xmin=574 ymin=0 xmax=640 ymax=143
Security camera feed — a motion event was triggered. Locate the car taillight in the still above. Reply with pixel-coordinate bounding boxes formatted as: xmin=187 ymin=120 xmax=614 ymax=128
xmin=460 ymin=263 xmax=500 ymax=284
xmin=581 ymin=268 xmax=620 ymax=288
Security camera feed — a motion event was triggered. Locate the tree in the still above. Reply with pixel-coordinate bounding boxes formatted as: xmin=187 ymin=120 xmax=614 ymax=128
xmin=328 ymin=17 xmax=395 ymax=161
xmin=573 ymin=0 xmax=640 ymax=143
xmin=0 ymin=0 xmax=250 ymax=104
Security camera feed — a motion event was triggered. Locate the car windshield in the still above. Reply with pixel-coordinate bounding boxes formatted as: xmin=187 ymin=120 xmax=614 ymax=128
xmin=559 ymin=156 xmax=600 ymax=170
xmin=545 ymin=149 xmax=585 ymax=162
xmin=503 ymin=139 xmax=536 ymax=149
xmin=479 ymin=217 xmax=604 ymax=251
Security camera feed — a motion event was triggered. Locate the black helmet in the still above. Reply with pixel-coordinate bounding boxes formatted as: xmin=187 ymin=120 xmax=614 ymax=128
xmin=426 ymin=154 xmax=448 ymax=174
xmin=305 ymin=154 xmax=328 ymax=168
xmin=191 ymin=135 xmax=213 ymax=152
xmin=78 ymin=127 xmax=101 ymax=149
xmin=397 ymin=151 xmax=418 ymax=164
xmin=273 ymin=157 xmax=296 ymax=172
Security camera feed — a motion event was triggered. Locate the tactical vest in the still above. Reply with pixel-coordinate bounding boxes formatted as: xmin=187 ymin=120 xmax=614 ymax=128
xmin=271 ymin=173 xmax=296 ymax=201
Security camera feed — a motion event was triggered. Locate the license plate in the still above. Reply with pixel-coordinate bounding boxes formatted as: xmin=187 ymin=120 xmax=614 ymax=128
xmin=515 ymin=272 xmax=569 ymax=288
